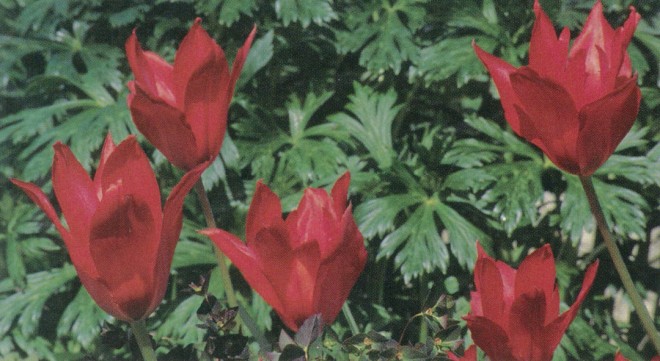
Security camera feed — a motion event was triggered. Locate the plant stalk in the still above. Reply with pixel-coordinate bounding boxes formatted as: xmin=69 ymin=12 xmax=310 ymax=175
xmin=194 ymin=181 xmax=238 ymax=310
xmin=579 ymin=176 xmax=660 ymax=354
xmin=342 ymin=302 xmax=360 ymax=335
xmin=130 ymin=320 xmax=157 ymax=361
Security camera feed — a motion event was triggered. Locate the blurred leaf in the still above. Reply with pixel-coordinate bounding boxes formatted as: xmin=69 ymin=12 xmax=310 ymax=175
xmin=236 ymin=30 xmax=274 ymax=90
xmin=275 ymin=0 xmax=338 ymax=27
xmin=196 ymin=0 xmax=259 ymax=26
xmin=57 ymin=288 xmax=110 ymax=348
xmin=156 ymin=295 xmax=205 ymax=346
xmin=0 ymin=265 xmax=76 ymax=339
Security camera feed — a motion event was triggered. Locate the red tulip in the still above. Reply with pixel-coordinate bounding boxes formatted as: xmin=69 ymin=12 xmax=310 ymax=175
xmin=473 ymin=0 xmax=641 ymax=176
xmin=126 ymin=18 xmax=255 ymax=171
xmin=11 ymin=135 xmax=206 ymax=322
xmin=201 ymin=172 xmax=367 ymax=331
xmin=465 ymin=244 xmax=599 ymax=361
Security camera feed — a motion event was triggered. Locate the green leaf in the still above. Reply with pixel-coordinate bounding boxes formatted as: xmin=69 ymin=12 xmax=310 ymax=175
xmin=355 ymin=194 xmax=423 ymax=239
xmin=330 ymin=83 xmax=401 ymax=169
xmin=275 ymin=0 xmax=338 ymax=27
xmin=156 ymin=295 xmax=205 ymax=345
xmin=236 ymin=30 xmax=274 ymax=90
xmin=0 ymin=265 xmax=76 ymax=338
xmin=56 ymin=288 xmax=110 ymax=348
xmin=196 ymin=0 xmax=258 ymax=26
xmin=335 ymin=0 xmax=426 ymax=74
xmin=560 ymin=176 xmax=648 ymax=244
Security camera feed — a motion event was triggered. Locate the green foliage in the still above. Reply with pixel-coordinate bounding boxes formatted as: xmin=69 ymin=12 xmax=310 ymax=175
xmin=1 ymin=0 xmax=659 ymax=359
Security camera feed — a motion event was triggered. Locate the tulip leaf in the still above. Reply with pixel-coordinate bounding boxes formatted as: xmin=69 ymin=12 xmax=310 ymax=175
xmin=275 ymin=0 xmax=338 ymax=27
xmin=56 ymin=288 xmax=110 ymax=348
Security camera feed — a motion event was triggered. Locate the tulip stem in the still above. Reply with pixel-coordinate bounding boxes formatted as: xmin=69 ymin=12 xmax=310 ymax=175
xmin=194 ymin=181 xmax=239 ymax=312
xmin=130 ymin=320 xmax=157 ymax=361
xmin=580 ymin=176 xmax=660 ymax=354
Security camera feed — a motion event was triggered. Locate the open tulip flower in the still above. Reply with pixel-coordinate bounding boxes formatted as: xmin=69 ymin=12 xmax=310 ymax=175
xmin=11 ymin=135 xmax=207 ymax=322
xmin=465 ymin=244 xmax=599 ymax=361
xmin=126 ymin=18 xmax=255 ymax=171
xmin=474 ymin=0 xmax=641 ymax=176
xmin=202 ymin=172 xmax=367 ymax=331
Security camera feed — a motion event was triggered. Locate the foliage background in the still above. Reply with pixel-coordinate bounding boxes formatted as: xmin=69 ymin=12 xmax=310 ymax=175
xmin=1 ymin=0 xmax=659 ymax=359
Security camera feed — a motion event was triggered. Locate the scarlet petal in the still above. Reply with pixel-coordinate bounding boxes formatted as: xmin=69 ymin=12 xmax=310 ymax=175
xmin=509 ymin=68 xmax=580 ymax=173
xmin=128 ymin=84 xmax=200 ymax=170
xmin=544 ymin=260 xmax=599 ymax=352
xmin=473 ymin=257 xmax=506 ymax=325
xmin=315 ymin=209 xmax=366 ymax=325
xmin=252 ymin=228 xmax=321 ymax=331
xmin=576 ymin=77 xmax=641 ymax=176
xmin=514 ymin=244 xmax=558 ymax=322
xmin=330 ymin=171 xmax=350 ymax=216
xmin=125 ymin=30 xmax=175 ymax=104
xmin=150 ymin=160 xmax=208 ymax=313
xmin=529 ymin=0 xmax=570 ymax=79
xmin=52 ymin=142 xmax=98 ymax=247
xmin=285 ymin=188 xmax=339 ymax=255
xmin=465 ymin=315 xmax=515 ymax=361
xmin=201 ymin=228 xmax=285 ymax=319
xmin=245 ymin=181 xmax=285 ymax=246
xmin=88 ymin=181 xmax=158 ymax=321
xmin=509 ymin=290 xmax=552 ymax=361
xmin=227 ymin=26 xmax=256 ymax=102
xmin=93 ymin=134 xmax=117 ymax=198
xmin=472 ymin=42 xmax=521 ymax=133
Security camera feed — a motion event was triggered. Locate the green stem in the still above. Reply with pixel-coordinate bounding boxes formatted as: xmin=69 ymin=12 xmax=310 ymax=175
xmin=130 ymin=320 xmax=157 ymax=361
xmin=579 ymin=176 xmax=660 ymax=354
xmin=194 ymin=182 xmax=239 ymax=311
xmin=342 ymin=302 xmax=360 ymax=336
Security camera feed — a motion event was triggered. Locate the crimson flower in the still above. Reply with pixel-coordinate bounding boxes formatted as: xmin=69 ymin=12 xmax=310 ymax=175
xmin=465 ymin=244 xmax=599 ymax=361
xmin=126 ymin=18 xmax=255 ymax=171
xmin=473 ymin=0 xmax=641 ymax=176
xmin=11 ymin=135 xmax=206 ymax=322
xmin=202 ymin=172 xmax=367 ymax=331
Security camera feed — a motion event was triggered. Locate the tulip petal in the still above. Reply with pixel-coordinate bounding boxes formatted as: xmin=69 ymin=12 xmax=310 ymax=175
xmin=252 ymin=227 xmax=321 ymax=331
xmin=315 ymin=206 xmax=366 ymax=325
xmin=569 ymin=0 xmax=615 ymax=77
xmin=514 ymin=244 xmax=558 ymax=323
xmin=128 ymin=83 xmax=200 ymax=170
xmin=201 ymin=228 xmax=285 ymax=318
xmin=576 ymin=77 xmax=640 ymax=176
xmin=150 ymin=160 xmax=208 ymax=313
xmin=509 ymin=290 xmax=553 ymax=361
xmin=510 ymin=67 xmax=580 ymax=174
xmin=473 ymin=257 xmax=507 ymax=326
xmin=89 ymin=182 xmax=158 ymax=321
xmin=285 ymin=188 xmax=339 ymax=256
xmin=465 ymin=315 xmax=515 ymax=361
xmin=529 ymin=0 xmax=570 ymax=79
xmin=93 ymin=134 xmax=117 ymax=199
xmin=472 ymin=42 xmax=521 ymax=133
xmin=330 ymin=171 xmax=350 ymax=216
xmin=226 ymin=26 xmax=256 ymax=103
xmin=245 ymin=181 xmax=285 ymax=246
xmin=544 ymin=260 xmax=599 ymax=353
xmin=51 ymin=142 xmax=98 ymax=248
xmin=125 ymin=30 xmax=176 ymax=105
xmin=174 ymin=18 xmax=230 ymax=160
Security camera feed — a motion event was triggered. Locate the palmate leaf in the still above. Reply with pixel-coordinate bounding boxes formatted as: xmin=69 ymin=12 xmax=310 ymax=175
xmin=330 ymin=83 xmax=401 ymax=170
xmin=442 ymin=116 xmax=544 ymax=234
xmin=275 ymin=0 xmax=338 ymax=27
xmin=335 ymin=0 xmax=426 ymax=74
xmin=56 ymin=288 xmax=110 ymax=349
xmin=0 ymin=265 xmax=76 ymax=339
xmin=559 ymin=176 xmax=648 ymax=245
xmin=195 ymin=0 xmax=259 ymax=26
xmin=156 ymin=295 xmax=206 ymax=346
